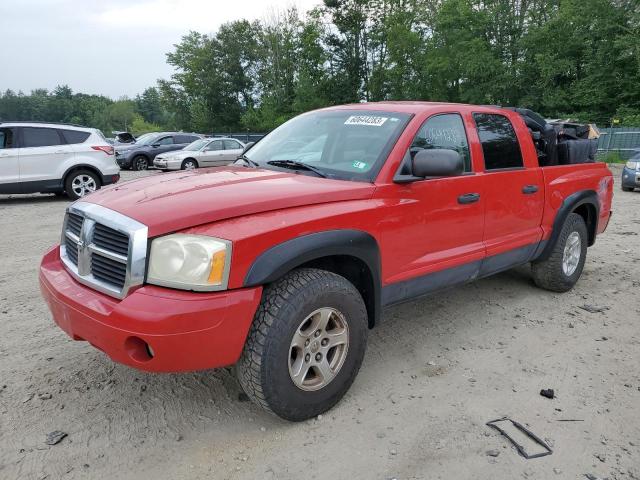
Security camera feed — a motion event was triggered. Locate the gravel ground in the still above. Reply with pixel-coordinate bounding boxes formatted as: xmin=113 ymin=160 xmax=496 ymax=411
xmin=0 ymin=165 xmax=638 ymax=480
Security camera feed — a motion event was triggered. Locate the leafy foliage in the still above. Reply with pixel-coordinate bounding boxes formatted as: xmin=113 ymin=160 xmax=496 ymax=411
xmin=1 ymin=0 xmax=639 ymax=133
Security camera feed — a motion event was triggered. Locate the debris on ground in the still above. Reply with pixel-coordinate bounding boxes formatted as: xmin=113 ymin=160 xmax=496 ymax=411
xmin=486 ymin=417 xmax=552 ymax=459
xmin=486 ymin=449 xmax=500 ymax=457
xmin=45 ymin=431 xmax=67 ymax=446
xmin=540 ymin=389 xmax=555 ymax=399
xmin=237 ymin=392 xmax=249 ymax=402
xmin=579 ymin=304 xmax=610 ymax=314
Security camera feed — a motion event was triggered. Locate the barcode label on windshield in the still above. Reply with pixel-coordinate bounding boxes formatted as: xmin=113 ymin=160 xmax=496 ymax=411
xmin=344 ymin=115 xmax=388 ymax=127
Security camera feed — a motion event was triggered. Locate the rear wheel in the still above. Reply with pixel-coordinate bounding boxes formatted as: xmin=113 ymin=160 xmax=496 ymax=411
xmin=65 ymin=170 xmax=101 ymax=200
xmin=181 ymin=159 xmax=198 ymax=170
xmin=132 ymin=155 xmax=149 ymax=171
xmin=621 ymin=186 xmax=633 ymax=192
xmin=531 ymin=213 xmax=588 ymax=292
xmin=237 ymin=268 xmax=368 ymax=421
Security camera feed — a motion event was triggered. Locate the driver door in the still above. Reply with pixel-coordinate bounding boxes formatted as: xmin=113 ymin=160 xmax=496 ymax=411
xmin=381 ymin=113 xmax=486 ymax=304
xmin=201 ymin=140 xmax=225 ymax=166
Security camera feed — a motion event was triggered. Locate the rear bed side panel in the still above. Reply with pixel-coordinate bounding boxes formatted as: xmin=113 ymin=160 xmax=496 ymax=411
xmin=539 ymin=163 xmax=613 ymax=246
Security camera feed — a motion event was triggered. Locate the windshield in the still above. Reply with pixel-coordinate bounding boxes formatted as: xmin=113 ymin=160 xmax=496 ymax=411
xmin=184 ymin=139 xmax=209 ymax=151
xmin=245 ymin=109 xmax=411 ymax=181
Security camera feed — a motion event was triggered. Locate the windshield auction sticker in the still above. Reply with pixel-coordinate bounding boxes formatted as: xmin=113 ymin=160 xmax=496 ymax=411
xmin=344 ymin=115 xmax=388 ymax=127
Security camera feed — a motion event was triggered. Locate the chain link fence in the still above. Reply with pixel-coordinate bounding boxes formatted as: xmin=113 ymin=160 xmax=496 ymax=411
xmin=597 ymin=127 xmax=640 ymax=161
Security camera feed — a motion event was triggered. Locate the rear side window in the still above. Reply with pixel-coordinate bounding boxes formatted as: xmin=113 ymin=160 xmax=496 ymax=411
xmin=411 ymin=113 xmax=471 ymax=172
xmin=0 ymin=128 xmax=17 ymax=149
xmin=223 ymin=139 xmax=242 ymax=150
xmin=473 ymin=113 xmax=523 ymax=170
xmin=60 ymin=129 xmax=90 ymax=144
xmin=21 ymin=127 xmax=63 ymax=148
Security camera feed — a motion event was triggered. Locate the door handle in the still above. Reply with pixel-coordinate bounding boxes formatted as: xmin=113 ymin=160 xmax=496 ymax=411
xmin=458 ymin=193 xmax=480 ymax=204
xmin=54 ymin=150 xmax=65 ymax=154
xmin=522 ymin=185 xmax=539 ymax=194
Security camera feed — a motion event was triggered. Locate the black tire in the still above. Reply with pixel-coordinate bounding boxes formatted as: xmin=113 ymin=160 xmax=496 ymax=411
xmin=132 ymin=155 xmax=149 ymax=171
xmin=237 ymin=268 xmax=368 ymax=421
xmin=531 ymin=213 xmax=588 ymax=292
xmin=64 ymin=169 xmax=101 ymax=201
xmin=621 ymin=186 xmax=633 ymax=192
xmin=181 ymin=158 xmax=198 ymax=170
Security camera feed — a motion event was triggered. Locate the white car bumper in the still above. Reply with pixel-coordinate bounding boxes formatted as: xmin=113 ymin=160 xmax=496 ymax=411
xmin=153 ymin=157 xmax=184 ymax=170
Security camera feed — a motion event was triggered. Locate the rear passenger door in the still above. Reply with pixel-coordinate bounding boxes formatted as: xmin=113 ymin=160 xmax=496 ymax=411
xmin=18 ymin=127 xmax=74 ymax=186
xmin=0 ymin=127 xmax=20 ymax=193
xmin=472 ymin=112 xmax=544 ymax=273
xmin=222 ymin=139 xmax=243 ymax=162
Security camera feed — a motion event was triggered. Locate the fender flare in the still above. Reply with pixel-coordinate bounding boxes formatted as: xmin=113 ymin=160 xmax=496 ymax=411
xmin=243 ymin=229 xmax=382 ymax=325
xmin=534 ymin=189 xmax=599 ymax=261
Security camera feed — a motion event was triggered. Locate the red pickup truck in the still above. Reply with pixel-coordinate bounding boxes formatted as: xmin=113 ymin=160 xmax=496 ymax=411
xmin=40 ymin=102 xmax=613 ymax=421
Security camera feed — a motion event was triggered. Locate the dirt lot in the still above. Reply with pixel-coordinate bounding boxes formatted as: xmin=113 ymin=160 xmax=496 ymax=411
xmin=0 ymin=165 xmax=638 ymax=480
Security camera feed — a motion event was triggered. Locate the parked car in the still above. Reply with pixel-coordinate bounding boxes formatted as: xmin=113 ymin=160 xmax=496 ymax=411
xmin=621 ymin=150 xmax=640 ymax=191
xmin=0 ymin=122 xmax=119 ymax=200
xmin=115 ymin=132 xmax=203 ymax=170
xmin=40 ymin=102 xmax=613 ymax=421
xmin=154 ymin=137 xmax=245 ymax=170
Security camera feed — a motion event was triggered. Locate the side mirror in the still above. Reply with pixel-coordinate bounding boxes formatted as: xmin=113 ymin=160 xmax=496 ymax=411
xmin=241 ymin=142 xmax=255 ymax=154
xmin=151 ymin=144 xmax=160 ymax=148
xmin=412 ymin=149 xmax=464 ymax=178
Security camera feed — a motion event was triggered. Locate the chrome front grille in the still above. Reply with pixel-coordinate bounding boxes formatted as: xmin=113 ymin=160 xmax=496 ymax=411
xmin=59 ymin=202 xmax=148 ymax=299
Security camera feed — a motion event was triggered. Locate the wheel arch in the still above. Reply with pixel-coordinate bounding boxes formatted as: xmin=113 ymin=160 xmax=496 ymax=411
xmin=243 ymin=230 xmax=382 ymax=328
xmin=535 ymin=189 xmax=599 ymax=261
xmin=62 ymin=164 xmax=103 ymax=188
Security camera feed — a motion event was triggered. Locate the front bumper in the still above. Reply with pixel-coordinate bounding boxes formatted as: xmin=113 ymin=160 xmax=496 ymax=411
xmin=115 ymin=154 xmax=132 ymax=168
xmin=621 ymin=167 xmax=640 ymax=188
xmin=39 ymin=245 xmax=262 ymax=372
xmin=153 ymin=157 xmax=182 ymax=170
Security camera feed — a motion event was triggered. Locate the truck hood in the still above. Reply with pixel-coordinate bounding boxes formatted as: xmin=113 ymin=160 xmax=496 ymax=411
xmin=85 ymin=166 xmax=375 ymax=237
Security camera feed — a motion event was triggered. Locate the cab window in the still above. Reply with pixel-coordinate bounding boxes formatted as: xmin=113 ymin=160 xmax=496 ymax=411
xmin=410 ymin=114 xmax=471 ymax=172
xmin=473 ymin=113 xmax=523 ymax=170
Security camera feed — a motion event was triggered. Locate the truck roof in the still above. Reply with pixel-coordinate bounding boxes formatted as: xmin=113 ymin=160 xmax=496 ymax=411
xmin=322 ymin=101 xmax=502 ymax=115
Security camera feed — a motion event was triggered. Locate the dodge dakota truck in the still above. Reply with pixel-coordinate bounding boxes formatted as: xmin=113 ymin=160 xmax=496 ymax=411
xmin=40 ymin=102 xmax=613 ymax=421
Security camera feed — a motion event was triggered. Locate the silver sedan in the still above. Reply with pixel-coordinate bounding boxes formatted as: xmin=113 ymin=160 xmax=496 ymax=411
xmin=154 ymin=138 xmax=245 ymax=171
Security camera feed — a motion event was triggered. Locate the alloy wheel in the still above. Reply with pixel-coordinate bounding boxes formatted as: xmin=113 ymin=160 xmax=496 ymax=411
xmin=288 ymin=307 xmax=349 ymax=391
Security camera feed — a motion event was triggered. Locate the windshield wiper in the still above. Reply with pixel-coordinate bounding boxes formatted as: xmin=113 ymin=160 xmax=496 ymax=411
xmin=235 ymin=154 xmax=260 ymax=168
xmin=266 ymin=159 xmax=327 ymax=178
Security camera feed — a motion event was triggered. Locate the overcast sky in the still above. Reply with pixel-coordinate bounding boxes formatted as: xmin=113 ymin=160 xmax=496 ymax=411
xmin=0 ymin=0 xmax=319 ymax=99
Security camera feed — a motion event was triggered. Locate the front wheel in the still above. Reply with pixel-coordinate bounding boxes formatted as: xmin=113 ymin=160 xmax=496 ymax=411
xmin=237 ymin=268 xmax=368 ymax=421
xmin=531 ymin=213 xmax=588 ymax=292
xmin=65 ymin=170 xmax=101 ymax=200
xmin=132 ymin=155 xmax=149 ymax=171
xmin=181 ymin=159 xmax=198 ymax=170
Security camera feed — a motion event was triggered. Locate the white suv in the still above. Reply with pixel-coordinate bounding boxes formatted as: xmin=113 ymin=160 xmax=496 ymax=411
xmin=0 ymin=122 xmax=120 ymax=200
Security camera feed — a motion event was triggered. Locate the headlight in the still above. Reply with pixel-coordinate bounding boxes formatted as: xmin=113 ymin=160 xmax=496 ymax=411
xmin=626 ymin=161 xmax=640 ymax=170
xmin=147 ymin=234 xmax=231 ymax=291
